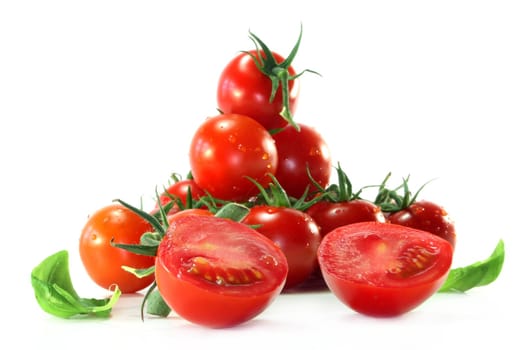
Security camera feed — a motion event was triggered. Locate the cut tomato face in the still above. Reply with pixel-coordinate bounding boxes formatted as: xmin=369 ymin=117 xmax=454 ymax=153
xmin=155 ymin=215 xmax=288 ymax=328
xmin=318 ymin=222 xmax=453 ymax=317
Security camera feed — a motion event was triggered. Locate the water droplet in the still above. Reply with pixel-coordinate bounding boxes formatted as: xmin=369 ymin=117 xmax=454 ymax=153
xmin=309 ymin=147 xmax=320 ymax=156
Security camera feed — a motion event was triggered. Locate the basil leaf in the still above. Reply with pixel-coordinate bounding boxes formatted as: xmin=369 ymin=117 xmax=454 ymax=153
xmin=439 ymin=239 xmax=505 ymax=293
xmin=31 ymin=250 xmax=121 ymax=318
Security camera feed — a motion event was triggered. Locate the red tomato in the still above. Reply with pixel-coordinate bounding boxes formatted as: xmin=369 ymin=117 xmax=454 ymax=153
xmin=272 ymin=123 xmax=331 ymax=199
xmin=155 ymin=215 xmax=288 ymax=328
xmin=242 ymin=205 xmax=321 ymax=289
xmin=217 ymin=50 xmax=299 ymax=131
xmin=189 ymin=113 xmax=278 ymax=202
xmin=79 ymin=203 xmax=155 ymax=293
xmin=307 ymin=199 xmax=386 ymax=238
xmin=318 ymin=222 xmax=453 ymax=317
xmin=387 ymin=200 xmax=456 ymax=248
xmin=151 ymin=179 xmax=206 ymax=218
xmin=158 ymin=179 xmax=205 ymax=209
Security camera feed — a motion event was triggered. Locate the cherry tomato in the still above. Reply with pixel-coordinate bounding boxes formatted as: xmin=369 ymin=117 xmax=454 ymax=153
xmin=151 ymin=179 xmax=206 ymax=218
xmin=158 ymin=179 xmax=205 ymax=209
xmin=307 ymin=199 xmax=386 ymax=238
xmin=272 ymin=123 xmax=331 ymax=199
xmin=318 ymin=221 xmax=453 ymax=317
xmin=217 ymin=50 xmax=299 ymax=131
xmin=155 ymin=215 xmax=288 ymax=328
xmin=79 ymin=203 xmax=155 ymax=293
xmin=189 ymin=113 xmax=278 ymax=202
xmin=387 ymin=200 xmax=456 ymax=248
xmin=242 ymin=205 xmax=321 ymax=289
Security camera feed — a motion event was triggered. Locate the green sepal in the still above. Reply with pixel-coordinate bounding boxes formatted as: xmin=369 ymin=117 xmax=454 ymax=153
xmin=439 ymin=239 xmax=505 ymax=293
xmin=31 ymin=250 xmax=121 ymax=318
xmin=244 ymin=24 xmax=319 ymax=130
xmin=122 ymin=265 xmax=156 ymax=279
xmin=146 ymin=288 xmax=171 ymax=317
xmin=110 ymin=238 xmax=159 ymax=257
xmin=214 ymin=202 xmax=250 ymax=222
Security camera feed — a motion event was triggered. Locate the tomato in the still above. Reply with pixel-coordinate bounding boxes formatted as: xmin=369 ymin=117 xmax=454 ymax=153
xmin=217 ymin=49 xmax=299 ymax=131
xmin=242 ymin=205 xmax=321 ymax=289
xmin=307 ymin=199 xmax=386 ymax=238
xmin=79 ymin=203 xmax=155 ymax=293
xmin=151 ymin=179 xmax=206 ymax=218
xmin=158 ymin=179 xmax=205 ymax=209
xmin=189 ymin=113 xmax=278 ymax=202
xmin=155 ymin=215 xmax=288 ymax=328
xmin=272 ymin=123 xmax=332 ymax=199
xmin=387 ymin=200 xmax=456 ymax=248
xmin=318 ymin=221 xmax=453 ymax=317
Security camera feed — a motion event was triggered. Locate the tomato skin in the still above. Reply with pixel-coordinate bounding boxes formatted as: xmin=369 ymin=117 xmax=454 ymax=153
xmin=217 ymin=50 xmax=299 ymax=131
xmin=306 ymin=199 xmax=386 ymax=238
xmin=242 ymin=205 xmax=321 ymax=289
xmin=79 ymin=203 xmax=155 ymax=293
xmin=155 ymin=215 xmax=288 ymax=328
xmin=318 ymin=222 xmax=453 ymax=317
xmin=272 ymin=123 xmax=332 ymax=199
xmin=387 ymin=200 xmax=456 ymax=248
xmin=189 ymin=113 xmax=278 ymax=202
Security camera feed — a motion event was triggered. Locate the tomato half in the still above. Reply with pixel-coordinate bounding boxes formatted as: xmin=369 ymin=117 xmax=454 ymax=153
xmin=166 ymin=208 xmax=213 ymax=226
xmin=79 ymin=203 xmax=155 ymax=293
xmin=217 ymin=50 xmax=299 ymax=131
xmin=272 ymin=123 xmax=331 ymax=199
xmin=242 ymin=205 xmax=321 ymax=289
xmin=189 ymin=113 xmax=278 ymax=202
xmin=318 ymin=222 xmax=453 ymax=317
xmin=387 ymin=200 xmax=456 ymax=248
xmin=155 ymin=215 xmax=288 ymax=328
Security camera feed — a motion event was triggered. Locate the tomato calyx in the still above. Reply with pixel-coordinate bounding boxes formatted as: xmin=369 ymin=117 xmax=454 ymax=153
xmin=184 ymin=256 xmax=265 ymax=286
xmin=373 ymin=173 xmax=435 ymax=212
xmin=247 ymin=173 xmax=325 ymax=210
xmin=244 ymin=25 xmax=319 ymax=131
xmin=312 ymin=162 xmax=364 ymax=204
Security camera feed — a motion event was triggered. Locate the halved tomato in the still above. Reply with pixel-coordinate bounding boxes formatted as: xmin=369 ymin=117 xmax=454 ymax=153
xmin=318 ymin=221 xmax=453 ymax=317
xmin=155 ymin=215 xmax=288 ymax=328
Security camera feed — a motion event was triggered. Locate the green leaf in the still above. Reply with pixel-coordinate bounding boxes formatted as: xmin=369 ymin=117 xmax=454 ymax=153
xmin=111 ymin=239 xmax=159 ymax=257
xmin=214 ymin=202 xmax=250 ymax=222
xmin=122 ymin=265 xmax=155 ymax=279
xmin=146 ymin=288 xmax=171 ymax=317
xmin=439 ymin=239 xmax=505 ymax=293
xmin=31 ymin=250 xmax=121 ymax=318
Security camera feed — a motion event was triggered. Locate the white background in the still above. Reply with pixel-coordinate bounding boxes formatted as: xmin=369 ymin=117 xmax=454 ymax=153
xmin=1 ymin=1 xmax=523 ymax=348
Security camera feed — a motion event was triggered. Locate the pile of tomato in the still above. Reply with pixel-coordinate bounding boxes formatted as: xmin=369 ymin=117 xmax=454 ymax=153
xmin=39 ymin=28 xmax=474 ymax=328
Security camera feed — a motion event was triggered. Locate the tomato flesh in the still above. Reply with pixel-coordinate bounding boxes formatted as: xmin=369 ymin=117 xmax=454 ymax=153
xmin=155 ymin=215 xmax=288 ymax=328
xmin=318 ymin=222 xmax=453 ymax=317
